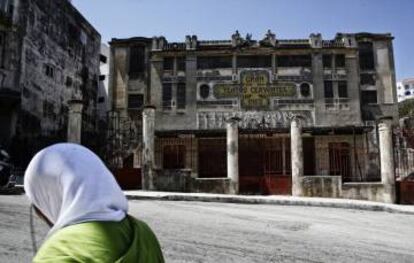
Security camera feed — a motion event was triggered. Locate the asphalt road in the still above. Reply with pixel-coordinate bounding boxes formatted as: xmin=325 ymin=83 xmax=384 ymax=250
xmin=1 ymin=195 xmax=414 ymax=263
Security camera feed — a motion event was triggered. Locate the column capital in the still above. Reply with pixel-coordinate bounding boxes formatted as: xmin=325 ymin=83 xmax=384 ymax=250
xmin=143 ymin=105 xmax=156 ymax=110
xmin=226 ymin=116 xmax=241 ymax=124
xmin=68 ymin=99 xmax=83 ymax=105
xmin=68 ymin=99 xmax=83 ymax=113
xmin=377 ymin=116 xmax=393 ymax=123
xmin=290 ymin=115 xmax=305 ymax=128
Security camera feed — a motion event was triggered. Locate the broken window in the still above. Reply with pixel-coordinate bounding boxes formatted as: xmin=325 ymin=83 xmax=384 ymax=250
xmin=237 ymin=55 xmax=272 ymax=68
xmin=44 ymin=64 xmax=55 ymax=79
xmin=162 ymin=83 xmax=172 ymax=110
xmin=277 ymin=55 xmax=312 ymax=67
xmin=100 ymin=54 xmax=107 ymax=64
xmin=338 ymin=81 xmax=348 ymax=98
xmin=323 ymin=54 xmax=332 ymax=68
xmin=43 ymin=100 xmax=55 ymax=118
xmin=335 ymin=54 xmax=345 ymax=68
xmin=199 ymin=84 xmax=210 ymax=99
xmin=163 ymin=57 xmax=174 ymax=71
xmin=300 ymin=83 xmax=311 ymax=97
xmin=99 ymin=75 xmax=106 ymax=81
xmin=163 ymin=145 xmax=186 ymax=169
xmin=98 ymin=97 xmax=105 ymax=103
xmin=359 ymin=42 xmax=375 ymax=70
xmin=324 ymin=81 xmax=334 ymax=98
xmin=176 ymin=83 xmax=186 ymax=109
xmin=361 ymin=90 xmax=378 ymax=104
xmin=197 ymin=56 xmax=232 ymax=69
xmin=177 ymin=56 xmax=186 ymax=71
xmin=360 ymin=73 xmax=376 ymax=85
xmin=129 ymin=46 xmax=145 ymax=78
xmin=128 ymin=94 xmax=144 ymax=109
xmin=65 ymin=76 xmax=73 ymax=87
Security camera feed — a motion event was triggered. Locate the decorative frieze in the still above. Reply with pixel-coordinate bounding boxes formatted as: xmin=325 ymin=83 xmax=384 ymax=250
xmin=197 ymin=110 xmax=314 ymax=129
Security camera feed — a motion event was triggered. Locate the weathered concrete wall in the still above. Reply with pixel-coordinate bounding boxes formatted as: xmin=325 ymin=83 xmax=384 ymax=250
xmin=191 ymin=178 xmax=232 ymax=194
xmin=342 ymin=182 xmax=384 ymax=202
xmin=156 ymin=169 xmax=192 ymax=192
xmin=1 ymin=0 xmax=101 ymax=165
xmin=301 ymin=176 xmax=342 ymax=198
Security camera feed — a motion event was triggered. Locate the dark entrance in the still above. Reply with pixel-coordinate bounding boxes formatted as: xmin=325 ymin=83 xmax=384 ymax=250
xmin=239 ymin=137 xmax=293 ymax=195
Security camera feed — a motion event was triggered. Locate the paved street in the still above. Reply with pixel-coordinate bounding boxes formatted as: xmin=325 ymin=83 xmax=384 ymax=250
xmin=1 ymin=195 xmax=414 ymax=263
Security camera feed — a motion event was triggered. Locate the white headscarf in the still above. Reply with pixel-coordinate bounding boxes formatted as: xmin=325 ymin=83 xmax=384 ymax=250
xmin=24 ymin=143 xmax=128 ymax=234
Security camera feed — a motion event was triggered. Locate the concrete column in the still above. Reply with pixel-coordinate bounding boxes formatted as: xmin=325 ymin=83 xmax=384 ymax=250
xmin=227 ymin=117 xmax=240 ymax=194
xmin=291 ymin=115 xmax=304 ymax=196
xmin=142 ymin=105 xmax=156 ymax=190
xmin=67 ymin=99 xmax=83 ymax=144
xmin=378 ymin=116 xmax=396 ymax=203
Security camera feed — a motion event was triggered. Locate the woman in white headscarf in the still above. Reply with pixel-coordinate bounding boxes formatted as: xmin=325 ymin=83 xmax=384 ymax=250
xmin=24 ymin=143 xmax=164 ymax=263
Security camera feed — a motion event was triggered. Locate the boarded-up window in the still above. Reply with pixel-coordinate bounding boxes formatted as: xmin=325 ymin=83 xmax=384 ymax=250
xmin=359 ymin=42 xmax=375 ymax=70
xmin=163 ymin=145 xmax=185 ymax=169
xmin=338 ymin=81 xmax=348 ymax=98
xmin=162 ymin=83 xmax=172 ymax=110
xmin=324 ymin=81 xmax=334 ymax=98
xmin=277 ymin=55 xmax=311 ymax=67
xmin=128 ymin=94 xmax=144 ymax=109
xmin=237 ymin=55 xmax=272 ymax=68
xmin=177 ymin=83 xmax=186 ymax=109
xmin=129 ymin=46 xmax=145 ymax=78
xmin=197 ymin=56 xmax=232 ymax=69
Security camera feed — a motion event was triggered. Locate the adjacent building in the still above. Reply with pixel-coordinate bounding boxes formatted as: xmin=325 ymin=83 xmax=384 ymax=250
xmin=98 ymin=43 xmax=110 ymax=121
xmin=397 ymin=78 xmax=414 ymax=102
xmin=112 ymin=31 xmax=400 ymax=202
xmin=0 ymin=0 xmax=101 ymax=167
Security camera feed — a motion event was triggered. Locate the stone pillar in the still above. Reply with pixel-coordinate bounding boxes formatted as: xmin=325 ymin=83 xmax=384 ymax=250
xmin=142 ymin=105 xmax=156 ymax=190
xmin=291 ymin=115 xmax=304 ymax=196
xmin=227 ymin=117 xmax=240 ymax=194
xmin=378 ymin=116 xmax=396 ymax=203
xmin=67 ymin=99 xmax=83 ymax=144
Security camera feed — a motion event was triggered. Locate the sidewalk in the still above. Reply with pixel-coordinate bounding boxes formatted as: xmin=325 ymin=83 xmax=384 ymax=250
xmin=124 ymin=190 xmax=414 ymax=215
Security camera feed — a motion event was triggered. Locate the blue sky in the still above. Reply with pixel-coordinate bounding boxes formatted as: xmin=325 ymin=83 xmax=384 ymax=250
xmin=72 ymin=0 xmax=413 ymax=80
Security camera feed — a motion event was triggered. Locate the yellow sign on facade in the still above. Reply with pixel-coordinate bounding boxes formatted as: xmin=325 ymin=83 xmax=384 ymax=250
xmin=213 ymin=71 xmax=297 ymax=110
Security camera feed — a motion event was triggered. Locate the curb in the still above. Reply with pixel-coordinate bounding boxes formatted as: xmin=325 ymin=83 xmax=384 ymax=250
xmin=125 ymin=192 xmax=414 ymax=215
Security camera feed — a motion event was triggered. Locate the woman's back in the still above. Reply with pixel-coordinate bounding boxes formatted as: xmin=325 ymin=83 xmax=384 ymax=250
xmin=34 ymin=216 xmax=164 ymax=263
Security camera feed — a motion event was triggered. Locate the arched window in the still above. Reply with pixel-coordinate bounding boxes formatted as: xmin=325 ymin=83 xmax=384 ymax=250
xmin=300 ymin=83 xmax=311 ymax=97
xmin=199 ymin=84 xmax=210 ymax=99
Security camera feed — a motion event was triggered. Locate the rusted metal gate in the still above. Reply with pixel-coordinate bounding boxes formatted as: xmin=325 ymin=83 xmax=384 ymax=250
xmin=328 ymin=142 xmax=352 ymax=179
xmin=263 ymin=138 xmax=292 ymax=195
xmin=239 ymin=136 xmax=292 ymax=195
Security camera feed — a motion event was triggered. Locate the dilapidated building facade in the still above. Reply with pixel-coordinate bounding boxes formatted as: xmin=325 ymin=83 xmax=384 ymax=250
xmin=109 ymin=31 xmax=399 ymax=203
xmin=0 ymin=0 xmax=101 ymax=167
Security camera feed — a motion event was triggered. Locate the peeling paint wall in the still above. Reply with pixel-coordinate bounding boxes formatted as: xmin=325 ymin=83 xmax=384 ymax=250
xmin=1 ymin=0 xmax=101 ymax=166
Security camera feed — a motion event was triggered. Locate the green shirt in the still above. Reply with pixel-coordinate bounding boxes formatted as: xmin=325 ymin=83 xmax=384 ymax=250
xmin=34 ymin=216 xmax=165 ymax=263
